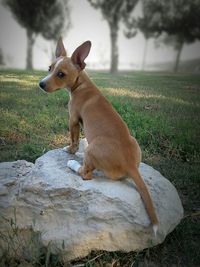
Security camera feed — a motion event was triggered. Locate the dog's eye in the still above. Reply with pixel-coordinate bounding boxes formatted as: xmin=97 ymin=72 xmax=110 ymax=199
xmin=57 ymin=71 xmax=65 ymax=79
xmin=48 ymin=66 xmax=51 ymax=72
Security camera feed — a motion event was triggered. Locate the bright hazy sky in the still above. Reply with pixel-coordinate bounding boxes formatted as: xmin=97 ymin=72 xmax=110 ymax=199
xmin=0 ymin=0 xmax=200 ymax=70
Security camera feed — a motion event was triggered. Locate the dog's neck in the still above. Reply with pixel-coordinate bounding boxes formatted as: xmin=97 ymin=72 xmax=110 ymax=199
xmin=68 ymin=70 xmax=96 ymax=94
xmin=70 ymin=75 xmax=81 ymax=93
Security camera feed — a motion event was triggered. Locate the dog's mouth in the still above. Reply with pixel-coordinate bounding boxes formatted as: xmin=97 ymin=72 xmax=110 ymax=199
xmin=39 ymin=84 xmax=61 ymax=93
xmin=39 ymin=79 xmax=62 ymax=93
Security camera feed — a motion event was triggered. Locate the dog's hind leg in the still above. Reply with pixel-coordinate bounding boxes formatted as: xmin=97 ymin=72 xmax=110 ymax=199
xmin=67 ymin=146 xmax=95 ymax=180
xmin=78 ymin=149 xmax=95 ymax=180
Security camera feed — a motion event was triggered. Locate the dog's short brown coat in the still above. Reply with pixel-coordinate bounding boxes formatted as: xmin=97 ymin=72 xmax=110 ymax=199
xmin=39 ymin=38 xmax=158 ymax=234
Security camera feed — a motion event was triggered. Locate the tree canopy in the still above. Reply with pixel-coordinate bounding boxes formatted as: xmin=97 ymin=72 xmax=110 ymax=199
xmin=4 ymin=0 xmax=60 ymax=34
xmin=88 ymin=0 xmax=139 ymax=73
xmin=40 ymin=1 xmax=71 ymax=43
xmin=142 ymin=0 xmax=200 ymax=43
xmin=3 ymin=0 xmax=70 ymax=69
xmin=124 ymin=0 xmax=200 ymax=72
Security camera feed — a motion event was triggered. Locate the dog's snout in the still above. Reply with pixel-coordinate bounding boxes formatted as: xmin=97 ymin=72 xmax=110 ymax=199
xmin=39 ymin=81 xmax=46 ymax=90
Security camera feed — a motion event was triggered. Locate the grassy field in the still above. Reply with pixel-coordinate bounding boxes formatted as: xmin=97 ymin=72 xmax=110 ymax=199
xmin=0 ymin=69 xmax=200 ymax=266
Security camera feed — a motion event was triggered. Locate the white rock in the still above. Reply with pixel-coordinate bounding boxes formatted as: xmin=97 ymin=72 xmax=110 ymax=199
xmin=0 ymin=139 xmax=183 ymax=261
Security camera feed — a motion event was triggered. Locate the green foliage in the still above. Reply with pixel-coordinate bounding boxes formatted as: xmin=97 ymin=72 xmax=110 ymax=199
xmin=40 ymin=1 xmax=71 ymax=43
xmin=0 ymin=208 xmax=42 ymax=266
xmin=0 ymin=209 xmax=66 ymax=267
xmin=0 ymin=69 xmax=200 ymax=266
xmin=88 ymin=0 xmax=139 ymax=27
xmin=3 ymin=0 xmax=69 ymax=38
xmin=0 ymin=70 xmax=69 ymax=162
xmin=125 ymin=0 xmax=158 ymax=40
xmin=125 ymin=0 xmax=200 ymax=48
xmin=140 ymin=0 xmax=200 ymax=43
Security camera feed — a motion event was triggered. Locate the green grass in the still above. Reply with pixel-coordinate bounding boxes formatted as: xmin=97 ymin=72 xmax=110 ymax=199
xmin=0 ymin=69 xmax=200 ymax=266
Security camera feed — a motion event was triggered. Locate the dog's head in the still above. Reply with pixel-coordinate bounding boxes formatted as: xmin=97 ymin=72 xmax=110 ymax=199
xmin=39 ymin=38 xmax=91 ymax=92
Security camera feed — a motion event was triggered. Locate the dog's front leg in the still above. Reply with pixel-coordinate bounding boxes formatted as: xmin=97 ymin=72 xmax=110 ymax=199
xmin=67 ymin=118 xmax=80 ymax=154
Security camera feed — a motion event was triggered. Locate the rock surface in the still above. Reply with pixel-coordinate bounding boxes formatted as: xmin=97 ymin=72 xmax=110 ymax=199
xmin=0 ymin=139 xmax=183 ymax=261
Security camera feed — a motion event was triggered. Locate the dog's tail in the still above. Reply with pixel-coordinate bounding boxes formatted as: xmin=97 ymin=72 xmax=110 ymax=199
xmin=129 ymin=167 xmax=158 ymax=237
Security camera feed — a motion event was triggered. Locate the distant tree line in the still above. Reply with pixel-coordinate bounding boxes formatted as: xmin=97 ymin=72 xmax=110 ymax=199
xmin=125 ymin=0 xmax=200 ymax=72
xmin=3 ymin=0 xmax=200 ymax=72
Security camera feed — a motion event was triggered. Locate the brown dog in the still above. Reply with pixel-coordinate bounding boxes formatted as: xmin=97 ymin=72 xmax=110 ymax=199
xmin=39 ymin=38 xmax=158 ymax=235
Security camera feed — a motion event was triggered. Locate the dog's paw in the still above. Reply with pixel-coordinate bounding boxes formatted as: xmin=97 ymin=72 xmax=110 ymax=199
xmin=67 ymin=160 xmax=81 ymax=173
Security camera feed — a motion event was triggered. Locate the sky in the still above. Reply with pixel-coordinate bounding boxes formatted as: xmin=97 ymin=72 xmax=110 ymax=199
xmin=0 ymin=0 xmax=200 ymax=70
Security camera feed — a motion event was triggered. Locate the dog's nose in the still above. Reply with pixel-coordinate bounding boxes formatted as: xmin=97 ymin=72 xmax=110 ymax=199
xmin=39 ymin=81 xmax=46 ymax=90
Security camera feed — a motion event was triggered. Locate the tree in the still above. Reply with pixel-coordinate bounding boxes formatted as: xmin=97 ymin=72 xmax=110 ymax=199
xmin=124 ymin=0 xmax=158 ymax=70
xmin=0 ymin=48 xmax=5 ymax=66
xmin=88 ymin=0 xmax=139 ymax=73
xmin=139 ymin=0 xmax=200 ymax=72
xmin=40 ymin=1 xmax=71 ymax=61
xmin=3 ymin=0 xmax=70 ymax=70
xmin=155 ymin=34 xmax=185 ymax=72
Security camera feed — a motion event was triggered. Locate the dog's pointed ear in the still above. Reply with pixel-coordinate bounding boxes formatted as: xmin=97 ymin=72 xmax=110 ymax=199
xmin=71 ymin=41 xmax=91 ymax=70
xmin=55 ymin=37 xmax=67 ymax=58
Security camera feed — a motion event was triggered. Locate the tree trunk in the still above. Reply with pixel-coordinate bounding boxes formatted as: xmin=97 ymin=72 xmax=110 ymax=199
xmin=109 ymin=23 xmax=118 ymax=73
xmin=142 ymin=38 xmax=148 ymax=71
xmin=26 ymin=29 xmax=35 ymax=70
xmin=174 ymin=41 xmax=183 ymax=73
